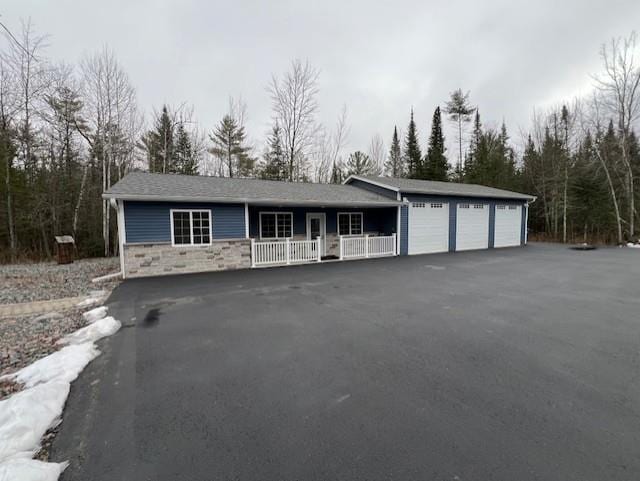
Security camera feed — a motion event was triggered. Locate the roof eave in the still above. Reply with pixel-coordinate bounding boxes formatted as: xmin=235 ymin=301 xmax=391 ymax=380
xmin=102 ymin=192 xmax=401 ymax=207
xmin=343 ymin=175 xmax=400 ymax=192
xmin=344 ymin=175 xmax=534 ymax=201
xmin=400 ymin=189 xmax=535 ymax=201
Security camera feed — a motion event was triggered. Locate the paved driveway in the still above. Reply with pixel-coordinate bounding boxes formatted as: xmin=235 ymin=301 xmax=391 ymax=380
xmin=53 ymin=243 xmax=640 ymax=481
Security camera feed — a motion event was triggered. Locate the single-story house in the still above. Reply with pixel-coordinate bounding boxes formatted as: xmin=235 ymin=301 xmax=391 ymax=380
xmin=103 ymin=172 xmax=535 ymax=278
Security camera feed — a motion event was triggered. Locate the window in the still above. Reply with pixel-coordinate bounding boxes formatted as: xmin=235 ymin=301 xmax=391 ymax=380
xmin=430 ymin=203 xmax=443 ymax=208
xmin=260 ymin=212 xmax=293 ymax=239
xmin=509 ymin=205 xmax=518 ymax=210
xmin=497 ymin=205 xmax=506 ymax=210
xmin=473 ymin=204 xmax=484 ymax=209
xmin=412 ymin=202 xmax=426 ymax=208
xmin=171 ymin=210 xmax=211 ymax=246
xmin=459 ymin=203 xmax=470 ymax=209
xmin=338 ymin=212 xmax=363 ymax=236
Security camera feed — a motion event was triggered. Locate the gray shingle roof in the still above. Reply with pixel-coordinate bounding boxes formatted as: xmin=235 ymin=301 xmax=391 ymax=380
xmin=104 ymin=172 xmax=400 ymax=206
xmin=350 ymin=176 xmax=535 ymax=201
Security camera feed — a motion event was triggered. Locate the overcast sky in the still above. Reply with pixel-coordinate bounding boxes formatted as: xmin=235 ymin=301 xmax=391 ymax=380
xmin=3 ymin=0 xmax=640 ymax=157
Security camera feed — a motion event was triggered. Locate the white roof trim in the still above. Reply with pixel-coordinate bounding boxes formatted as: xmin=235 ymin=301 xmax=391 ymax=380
xmin=343 ymin=175 xmax=400 ymax=192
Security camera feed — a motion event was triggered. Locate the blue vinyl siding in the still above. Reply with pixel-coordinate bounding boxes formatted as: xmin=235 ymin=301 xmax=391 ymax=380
xmin=346 ymin=179 xmax=398 ymax=199
xmin=449 ymin=200 xmax=457 ymax=252
xmin=400 ymin=205 xmax=409 ymax=255
xmin=124 ymin=201 xmax=245 ymax=243
xmin=488 ymin=203 xmax=496 ymax=248
xmin=248 ymin=206 xmax=397 ymax=238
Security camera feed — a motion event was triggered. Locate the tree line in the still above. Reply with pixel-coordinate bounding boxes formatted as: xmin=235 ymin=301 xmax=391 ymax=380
xmin=0 ymin=19 xmax=638 ymax=262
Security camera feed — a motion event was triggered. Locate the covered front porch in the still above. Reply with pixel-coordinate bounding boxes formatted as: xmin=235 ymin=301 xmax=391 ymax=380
xmin=247 ymin=205 xmax=399 ymax=267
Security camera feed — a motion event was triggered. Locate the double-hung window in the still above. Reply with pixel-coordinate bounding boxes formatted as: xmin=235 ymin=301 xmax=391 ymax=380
xmin=338 ymin=212 xmax=363 ymax=236
xmin=260 ymin=212 xmax=293 ymax=239
xmin=171 ymin=210 xmax=211 ymax=246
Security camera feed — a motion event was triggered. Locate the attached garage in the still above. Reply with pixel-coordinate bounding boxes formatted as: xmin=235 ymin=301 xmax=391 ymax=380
xmin=456 ymin=203 xmax=489 ymax=251
xmin=408 ymin=201 xmax=449 ymax=254
xmin=344 ymin=175 xmax=535 ymax=257
xmin=494 ymin=204 xmax=522 ymax=247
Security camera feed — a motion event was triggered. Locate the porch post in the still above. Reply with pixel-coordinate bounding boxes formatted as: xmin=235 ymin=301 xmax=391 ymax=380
xmin=365 ymin=234 xmax=369 ymax=258
xmin=339 ymin=236 xmax=343 ymax=260
xmin=286 ymin=238 xmax=291 ymax=265
xmin=250 ymin=238 xmax=256 ymax=268
xmin=392 ymin=233 xmax=397 ymax=255
xmin=316 ymin=236 xmax=321 ymax=262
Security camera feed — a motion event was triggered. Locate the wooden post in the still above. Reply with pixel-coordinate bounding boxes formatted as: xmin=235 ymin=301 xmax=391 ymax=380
xmin=392 ymin=233 xmax=397 ymax=255
xmin=286 ymin=238 xmax=291 ymax=265
xmin=250 ymin=238 xmax=256 ymax=267
xmin=316 ymin=236 xmax=321 ymax=262
xmin=339 ymin=236 xmax=343 ymax=260
xmin=365 ymin=234 xmax=369 ymax=258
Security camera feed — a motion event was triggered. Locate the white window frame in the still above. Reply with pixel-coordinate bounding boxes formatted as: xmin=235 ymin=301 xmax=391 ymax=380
xmin=337 ymin=212 xmax=364 ymax=236
xmin=259 ymin=211 xmax=294 ymax=240
xmin=170 ymin=209 xmax=213 ymax=247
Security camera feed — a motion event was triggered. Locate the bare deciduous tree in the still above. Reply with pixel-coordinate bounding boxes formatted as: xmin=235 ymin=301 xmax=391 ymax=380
xmin=269 ymin=59 xmax=320 ymax=181
xmin=580 ymin=93 xmax=624 ymax=244
xmin=0 ymin=50 xmax=19 ymax=259
xmin=313 ymin=104 xmax=349 ymax=183
xmin=593 ymin=31 xmax=640 ymax=237
xmin=2 ymin=19 xmax=51 ymax=254
xmin=80 ymin=46 xmax=139 ymax=255
xmin=367 ymin=133 xmax=385 ymax=175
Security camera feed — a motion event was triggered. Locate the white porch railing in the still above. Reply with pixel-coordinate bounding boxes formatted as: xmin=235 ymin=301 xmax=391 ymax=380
xmin=340 ymin=234 xmax=397 ymax=260
xmin=251 ymin=238 xmax=321 ymax=267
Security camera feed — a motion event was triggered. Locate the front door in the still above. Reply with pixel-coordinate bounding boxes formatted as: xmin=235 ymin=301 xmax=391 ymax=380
xmin=306 ymin=213 xmax=326 ymax=256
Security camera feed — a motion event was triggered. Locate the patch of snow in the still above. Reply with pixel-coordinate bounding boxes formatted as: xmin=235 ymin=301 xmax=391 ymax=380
xmin=0 ymin=458 xmax=68 ymax=481
xmin=627 ymin=242 xmax=640 ymax=248
xmin=0 ymin=303 xmax=121 ymax=480
xmin=81 ymin=306 xmax=108 ymax=323
xmin=2 ymin=344 xmax=99 ymax=389
xmin=75 ymin=290 xmax=107 ymax=308
xmin=59 ymin=317 xmax=120 ymax=346
xmin=0 ymin=381 xmax=69 ymax=462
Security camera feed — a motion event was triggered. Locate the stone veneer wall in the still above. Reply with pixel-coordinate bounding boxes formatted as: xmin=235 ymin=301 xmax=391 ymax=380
xmin=124 ymin=239 xmax=251 ymax=278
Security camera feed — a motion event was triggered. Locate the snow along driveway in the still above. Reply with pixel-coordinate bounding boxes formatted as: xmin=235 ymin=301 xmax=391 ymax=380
xmin=0 ymin=304 xmax=120 ymax=481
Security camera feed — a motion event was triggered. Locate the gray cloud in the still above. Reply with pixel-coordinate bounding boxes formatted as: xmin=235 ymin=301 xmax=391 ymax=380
xmin=4 ymin=0 xmax=640 ymax=156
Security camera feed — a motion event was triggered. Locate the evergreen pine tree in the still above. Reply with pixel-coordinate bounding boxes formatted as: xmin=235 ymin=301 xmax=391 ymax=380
xmin=173 ymin=123 xmax=198 ymax=175
xmin=261 ymin=124 xmax=287 ymax=180
xmin=143 ymin=105 xmax=175 ymax=173
xmin=463 ymin=110 xmax=482 ymax=182
xmin=209 ymin=114 xmax=251 ymax=178
xmin=346 ymin=151 xmax=377 ymax=176
xmin=384 ymin=126 xmax=404 ymax=177
xmin=444 ymin=89 xmax=474 ymax=181
xmin=403 ymin=109 xmax=422 ymax=178
xmin=424 ymin=106 xmax=448 ymax=181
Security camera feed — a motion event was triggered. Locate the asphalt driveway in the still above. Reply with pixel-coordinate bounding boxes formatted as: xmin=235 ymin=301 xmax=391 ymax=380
xmin=53 ymin=243 xmax=640 ymax=480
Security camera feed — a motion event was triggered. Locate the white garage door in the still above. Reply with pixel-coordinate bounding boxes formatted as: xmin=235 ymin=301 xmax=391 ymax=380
xmin=494 ymin=204 xmax=522 ymax=247
xmin=408 ymin=201 xmax=450 ymax=254
xmin=456 ymin=203 xmax=489 ymax=251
